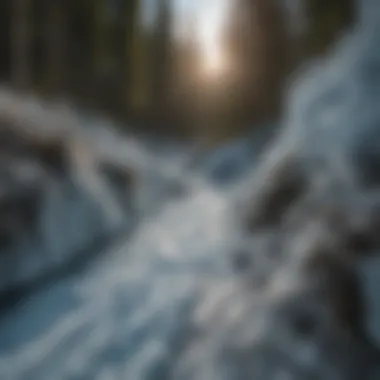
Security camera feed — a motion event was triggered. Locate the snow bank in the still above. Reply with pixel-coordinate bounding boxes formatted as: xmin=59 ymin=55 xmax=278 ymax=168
xmin=0 ymin=89 xmax=193 ymax=301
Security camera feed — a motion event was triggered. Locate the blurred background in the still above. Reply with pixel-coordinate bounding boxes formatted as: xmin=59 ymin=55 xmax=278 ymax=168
xmin=0 ymin=2 xmax=372 ymax=380
xmin=0 ymin=0 xmax=359 ymax=314
xmin=0 ymin=0 xmax=354 ymax=147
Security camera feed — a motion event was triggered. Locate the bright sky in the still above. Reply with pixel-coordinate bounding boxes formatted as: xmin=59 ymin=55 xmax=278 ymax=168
xmin=142 ymin=0 xmax=231 ymax=45
xmin=178 ymin=0 xmax=230 ymax=44
xmin=140 ymin=0 xmax=231 ymax=77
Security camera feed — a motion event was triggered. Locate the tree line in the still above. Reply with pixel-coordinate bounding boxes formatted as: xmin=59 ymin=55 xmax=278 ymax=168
xmin=0 ymin=0 xmax=355 ymax=144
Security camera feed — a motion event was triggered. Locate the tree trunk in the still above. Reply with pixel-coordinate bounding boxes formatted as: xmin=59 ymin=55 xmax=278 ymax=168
xmin=129 ymin=0 xmax=151 ymax=112
xmin=305 ymin=0 xmax=355 ymax=56
xmin=46 ymin=0 xmax=66 ymax=94
xmin=93 ymin=0 xmax=111 ymax=78
xmin=12 ymin=0 xmax=31 ymax=90
xmin=152 ymin=0 xmax=172 ymax=121
xmin=124 ymin=0 xmax=138 ymax=104
xmin=223 ymin=0 xmax=291 ymax=135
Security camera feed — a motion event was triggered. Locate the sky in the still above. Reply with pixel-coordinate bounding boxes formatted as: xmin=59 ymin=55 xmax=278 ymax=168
xmin=141 ymin=0 xmax=231 ymax=45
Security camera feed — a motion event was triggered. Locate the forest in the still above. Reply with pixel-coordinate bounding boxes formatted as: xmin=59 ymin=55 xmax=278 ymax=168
xmin=0 ymin=0 xmax=354 ymax=146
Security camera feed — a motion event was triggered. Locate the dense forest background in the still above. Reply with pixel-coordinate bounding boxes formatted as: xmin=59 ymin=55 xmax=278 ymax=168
xmin=0 ymin=0 xmax=355 ymax=146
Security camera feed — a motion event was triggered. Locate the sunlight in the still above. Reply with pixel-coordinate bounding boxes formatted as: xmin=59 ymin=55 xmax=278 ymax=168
xmin=201 ymin=44 xmax=226 ymax=78
xmin=197 ymin=0 xmax=230 ymax=79
xmin=172 ymin=0 xmax=231 ymax=79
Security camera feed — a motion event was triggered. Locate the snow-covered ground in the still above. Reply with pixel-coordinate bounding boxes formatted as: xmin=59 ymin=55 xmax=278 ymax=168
xmin=0 ymin=182 xmax=235 ymax=380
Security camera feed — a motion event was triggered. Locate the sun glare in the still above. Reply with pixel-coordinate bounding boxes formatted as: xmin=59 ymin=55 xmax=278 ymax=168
xmin=201 ymin=44 xmax=226 ymax=78
xmin=173 ymin=0 xmax=231 ymax=79
xmin=197 ymin=0 xmax=229 ymax=79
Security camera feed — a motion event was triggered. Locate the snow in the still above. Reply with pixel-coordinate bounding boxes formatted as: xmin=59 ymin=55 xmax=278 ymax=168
xmin=0 ymin=180 xmax=233 ymax=380
xmin=0 ymin=94 xmax=236 ymax=379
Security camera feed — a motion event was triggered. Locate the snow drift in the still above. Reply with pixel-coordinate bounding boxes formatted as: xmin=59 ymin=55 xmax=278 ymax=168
xmin=0 ymin=89 xmax=193 ymax=303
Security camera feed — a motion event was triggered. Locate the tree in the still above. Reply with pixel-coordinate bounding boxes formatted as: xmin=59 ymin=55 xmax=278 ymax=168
xmin=305 ymin=0 xmax=355 ymax=56
xmin=122 ymin=0 xmax=139 ymax=114
xmin=220 ymin=0 xmax=290 ymax=141
xmin=46 ymin=0 xmax=66 ymax=94
xmin=151 ymin=0 xmax=173 ymax=121
xmin=129 ymin=0 xmax=151 ymax=112
xmin=11 ymin=0 xmax=32 ymax=89
xmin=248 ymin=0 xmax=291 ymax=119
xmin=93 ymin=0 xmax=112 ymax=79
